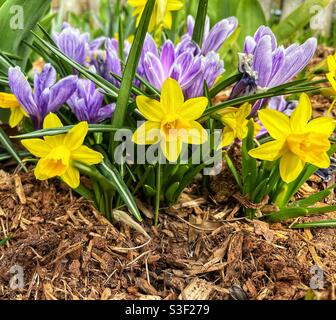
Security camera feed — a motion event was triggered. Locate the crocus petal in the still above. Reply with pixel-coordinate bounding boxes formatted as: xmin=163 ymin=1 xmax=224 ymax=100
xmin=279 ymin=152 xmax=305 ymax=183
xmin=269 ymin=38 xmax=317 ymax=87
xmin=258 ymin=109 xmax=291 ymax=139
xmin=34 ymin=64 xmax=57 ymax=105
xmin=46 ymin=75 xmax=78 ymax=113
xmin=21 ymin=138 xmax=51 ymax=158
xmin=160 ymin=40 xmax=175 ymax=75
xmin=253 ymin=35 xmax=273 ymax=88
xmin=177 ymin=97 xmax=208 ymax=120
xmin=187 ymin=15 xmax=194 ymax=37
xmin=244 ymin=36 xmax=256 ymax=54
xmin=8 ymin=67 xmax=38 ymax=116
xmin=161 ymin=78 xmax=184 ymax=113
xmin=254 ymin=26 xmax=277 ymax=50
xmin=63 ymin=122 xmax=88 ymax=151
xmin=160 ymin=138 xmax=182 ymax=163
xmin=290 ymin=93 xmax=312 ymax=131
xmin=202 ymin=17 xmax=238 ymax=55
xmin=132 ymin=121 xmax=161 ymax=145
xmin=306 ymin=117 xmax=336 ymax=136
xmin=61 ymin=166 xmax=80 ymax=189
xmin=144 ymin=52 xmax=165 ymax=90
xmin=96 ymin=104 xmax=116 ymax=123
xmin=9 ymin=107 xmax=25 ymax=128
xmin=136 ymin=96 xmax=165 ymax=121
xmin=249 ymin=140 xmax=286 ymax=162
xmin=72 ymin=146 xmax=104 ymax=165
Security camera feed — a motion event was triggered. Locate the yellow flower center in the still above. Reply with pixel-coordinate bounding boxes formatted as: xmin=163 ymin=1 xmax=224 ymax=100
xmin=41 ymin=146 xmax=71 ymax=177
xmin=161 ymin=114 xmax=191 ymax=141
xmin=287 ymin=132 xmax=330 ymax=160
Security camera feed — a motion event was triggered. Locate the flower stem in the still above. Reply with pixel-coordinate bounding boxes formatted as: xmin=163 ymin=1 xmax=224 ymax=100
xmin=154 ymin=157 xmax=162 ymax=226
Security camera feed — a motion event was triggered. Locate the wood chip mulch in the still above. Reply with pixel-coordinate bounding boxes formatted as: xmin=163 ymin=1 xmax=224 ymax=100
xmin=0 ymin=170 xmax=336 ymax=301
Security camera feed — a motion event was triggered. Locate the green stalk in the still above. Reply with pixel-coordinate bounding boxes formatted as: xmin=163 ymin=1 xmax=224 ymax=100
xmin=154 ymin=158 xmax=162 ymax=226
xmin=192 ymin=0 xmax=208 ymax=47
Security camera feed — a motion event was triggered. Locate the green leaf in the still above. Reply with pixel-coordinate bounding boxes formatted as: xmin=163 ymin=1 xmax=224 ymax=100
xmin=192 ymin=0 xmax=208 ymax=47
xmin=110 ymin=0 xmax=155 ymax=156
xmin=0 ymin=0 xmax=51 ymax=69
xmin=0 ymin=127 xmax=27 ymax=172
xmin=293 ymin=185 xmax=335 ymax=208
xmin=165 ymin=182 xmax=180 ymax=204
xmin=291 ymin=220 xmax=336 ymax=229
xmin=209 ymin=74 xmax=242 ymax=98
xmin=263 ymin=205 xmax=336 ymax=223
xmin=12 ymin=124 xmax=121 ymax=139
xmin=273 ymin=0 xmax=330 ymax=42
xmin=0 ymin=236 xmax=11 ymax=246
xmin=236 ymin=0 xmax=266 ymax=46
xmin=98 ymin=161 xmax=142 ymax=222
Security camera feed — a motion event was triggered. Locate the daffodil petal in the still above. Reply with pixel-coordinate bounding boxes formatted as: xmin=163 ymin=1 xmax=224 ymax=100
xmin=306 ymin=117 xmax=336 ymax=136
xmin=237 ymin=103 xmax=251 ymax=123
xmin=160 ymin=138 xmax=182 ymax=163
xmin=43 ymin=113 xmax=63 ymax=129
xmin=326 ymin=72 xmax=336 ymax=91
xmin=327 ymin=55 xmax=336 ymax=72
xmin=9 ymin=107 xmax=24 ymax=128
xmin=61 ymin=166 xmax=80 ymax=189
xmin=72 ymin=146 xmax=104 ymax=165
xmin=258 ymin=109 xmax=290 ymax=139
xmin=64 ymin=122 xmax=89 ymax=151
xmin=177 ymin=97 xmax=208 ymax=120
xmin=167 ymin=0 xmax=183 ymax=10
xmin=34 ymin=160 xmax=50 ymax=180
xmin=132 ymin=121 xmax=161 ymax=145
xmin=180 ymin=121 xmax=208 ymax=144
xmin=290 ymin=93 xmax=312 ymax=131
xmin=161 ymin=78 xmax=184 ymax=114
xmin=305 ymin=151 xmax=331 ymax=168
xmin=21 ymin=138 xmax=51 ymax=157
xmin=136 ymin=96 xmax=165 ymax=121
xmin=218 ymin=127 xmax=235 ymax=149
xmin=249 ymin=140 xmax=286 ymax=161
xmin=279 ymin=152 xmax=305 ymax=183
xmin=0 ymin=92 xmax=20 ymax=108
xmin=163 ymin=11 xmax=172 ymax=29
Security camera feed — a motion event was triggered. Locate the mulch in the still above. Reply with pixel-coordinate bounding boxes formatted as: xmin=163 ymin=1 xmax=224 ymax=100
xmin=0 ymin=170 xmax=335 ymax=300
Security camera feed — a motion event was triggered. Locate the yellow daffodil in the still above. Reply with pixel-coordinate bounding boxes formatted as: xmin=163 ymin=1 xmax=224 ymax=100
xmin=326 ymin=53 xmax=336 ymax=91
xmin=0 ymin=92 xmax=27 ymax=128
xmin=132 ymin=78 xmax=208 ymax=162
xmin=21 ymin=113 xmax=103 ymax=189
xmin=128 ymin=0 xmax=183 ymax=32
xmin=249 ymin=93 xmax=335 ymax=184
xmin=326 ymin=53 xmax=336 ymax=113
xmin=218 ymin=103 xmax=260 ymax=149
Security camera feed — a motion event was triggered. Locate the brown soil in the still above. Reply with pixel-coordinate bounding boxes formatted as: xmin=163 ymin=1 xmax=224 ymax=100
xmin=0 ymin=171 xmax=335 ymax=301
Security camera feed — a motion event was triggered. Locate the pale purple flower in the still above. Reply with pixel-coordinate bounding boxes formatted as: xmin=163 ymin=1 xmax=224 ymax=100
xmin=67 ymin=79 xmax=115 ymax=123
xmin=8 ymin=64 xmax=77 ymax=129
xmin=91 ymin=38 xmax=131 ymax=87
xmin=139 ymin=34 xmax=224 ymax=98
xmin=185 ymin=15 xmax=238 ymax=55
xmin=231 ymin=26 xmax=317 ymax=113
xmin=53 ymin=23 xmax=105 ymax=67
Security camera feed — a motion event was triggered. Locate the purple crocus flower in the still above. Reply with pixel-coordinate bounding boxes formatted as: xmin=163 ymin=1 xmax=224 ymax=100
xmin=139 ymin=34 xmax=224 ymax=98
xmin=8 ymin=64 xmax=77 ymax=129
xmin=231 ymin=26 xmax=317 ymax=113
xmin=53 ymin=23 xmax=105 ymax=67
xmin=67 ymin=79 xmax=115 ymax=123
xmin=91 ymin=38 xmax=131 ymax=87
xmin=185 ymin=15 xmax=238 ymax=55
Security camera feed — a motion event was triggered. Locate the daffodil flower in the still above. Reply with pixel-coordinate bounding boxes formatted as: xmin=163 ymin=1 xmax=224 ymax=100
xmin=0 ymin=92 xmax=27 ymax=128
xmin=326 ymin=53 xmax=336 ymax=91
xmin=326 ymin=53 xmax=336 ymax=113
xmin=21 ymin=113 xmax=103 ymax=189
xmin=249 ymin=94 xmax=336 ymax=184
xmin=218 ymin=103 xmax=260 ymax=149
xmin=132 ymin=78 xmax=208 ymax=162
xmin=128 ymin=0 xmax=183 ymax=32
